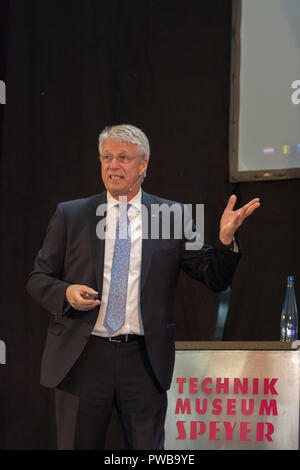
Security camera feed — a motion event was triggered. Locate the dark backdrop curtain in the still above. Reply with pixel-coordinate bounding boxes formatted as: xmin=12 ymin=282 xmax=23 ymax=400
xmin=0 ymin=0 xmax=299 ymax=450
xmin=224 ymin=180 xmax=300 ymax=340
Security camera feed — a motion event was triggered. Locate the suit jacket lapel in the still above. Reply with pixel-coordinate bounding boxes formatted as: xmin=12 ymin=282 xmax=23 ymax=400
xmin=140 ymin=191 xmax=155 ymax=294
xmin=89 ymin=191 xmax=107 ymax=296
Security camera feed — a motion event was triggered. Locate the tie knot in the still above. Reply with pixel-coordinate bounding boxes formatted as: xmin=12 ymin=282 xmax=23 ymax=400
xmin=117 ymin=203 xmax=131 ymax=240
xmin=118 ymin=202 xmax=131 ymax=211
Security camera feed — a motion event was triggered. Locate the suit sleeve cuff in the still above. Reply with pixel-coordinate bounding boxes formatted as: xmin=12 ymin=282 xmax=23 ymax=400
xmin=216 ymin=237 xmax=241 ymax=255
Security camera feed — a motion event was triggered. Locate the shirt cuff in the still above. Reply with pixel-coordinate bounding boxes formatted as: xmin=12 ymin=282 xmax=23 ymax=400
xmin=62 ymin=300 xmax=71 ymax=315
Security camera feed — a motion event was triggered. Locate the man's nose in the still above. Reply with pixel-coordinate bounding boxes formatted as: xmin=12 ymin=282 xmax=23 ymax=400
xmin=109 ymin=156 xmax=121 ymax=168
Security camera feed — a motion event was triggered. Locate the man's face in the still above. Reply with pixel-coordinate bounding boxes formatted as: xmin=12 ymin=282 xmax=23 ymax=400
xmin=100 ymin=138 xmax=148 ymax=201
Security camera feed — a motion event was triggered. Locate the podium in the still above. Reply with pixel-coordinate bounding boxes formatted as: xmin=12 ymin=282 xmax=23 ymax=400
xmin=165 ymin=342 xmax=300 ymax=450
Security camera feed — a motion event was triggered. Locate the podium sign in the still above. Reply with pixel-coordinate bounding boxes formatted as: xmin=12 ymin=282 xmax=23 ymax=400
xmin=165 ymin=343 xmax=300 ymax=450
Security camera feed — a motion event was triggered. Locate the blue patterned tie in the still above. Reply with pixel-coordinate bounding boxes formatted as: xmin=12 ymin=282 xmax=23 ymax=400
xmin=104 ymin=203 xmax=131 ymax=335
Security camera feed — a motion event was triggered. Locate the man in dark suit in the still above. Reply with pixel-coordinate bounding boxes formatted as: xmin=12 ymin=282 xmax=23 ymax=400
xmin=27 ymin=124 xmax=260 ymax=450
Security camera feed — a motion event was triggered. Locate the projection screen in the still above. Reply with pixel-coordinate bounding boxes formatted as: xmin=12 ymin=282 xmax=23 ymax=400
xmin=229 ymin=0 xmax=300 ymax=182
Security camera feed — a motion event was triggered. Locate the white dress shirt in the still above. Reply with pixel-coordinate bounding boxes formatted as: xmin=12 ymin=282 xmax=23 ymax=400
xmin=92 ymin=189 xmax=144 ymax=337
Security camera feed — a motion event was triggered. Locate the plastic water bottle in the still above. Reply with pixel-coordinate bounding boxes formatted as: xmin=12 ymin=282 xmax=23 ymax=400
xmin=280 ymin=276 xmax=298 ymax=341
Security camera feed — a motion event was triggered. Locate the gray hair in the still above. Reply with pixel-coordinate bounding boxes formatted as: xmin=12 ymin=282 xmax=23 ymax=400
xmin=98 ymin=124 xmax=150 ymax=183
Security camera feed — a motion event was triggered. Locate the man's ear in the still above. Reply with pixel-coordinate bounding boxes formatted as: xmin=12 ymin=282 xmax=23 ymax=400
xmin=139 ymin=157 xmax=148 ymax=176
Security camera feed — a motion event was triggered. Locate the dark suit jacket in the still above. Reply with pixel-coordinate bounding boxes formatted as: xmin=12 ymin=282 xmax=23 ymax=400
xmin=27 ymin=190 xmax=241 ymax=391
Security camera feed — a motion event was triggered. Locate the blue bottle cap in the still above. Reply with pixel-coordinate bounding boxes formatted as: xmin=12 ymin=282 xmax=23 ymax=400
xmin=288 ymin=276 xmax=295 ymax=281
